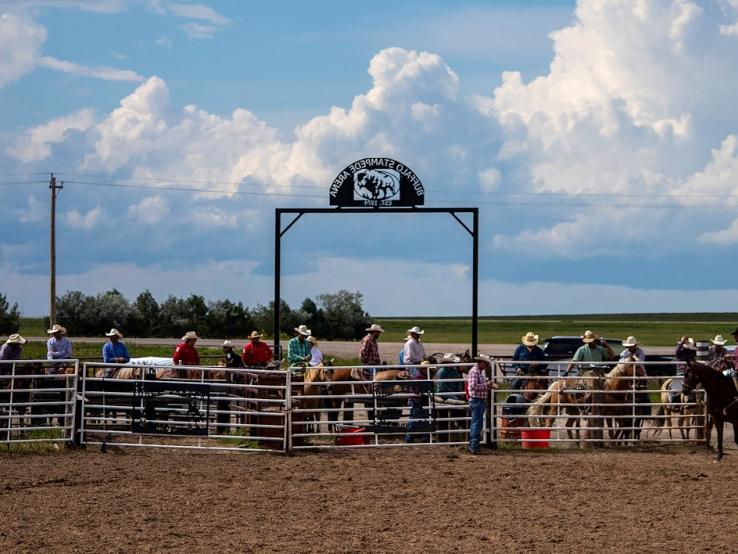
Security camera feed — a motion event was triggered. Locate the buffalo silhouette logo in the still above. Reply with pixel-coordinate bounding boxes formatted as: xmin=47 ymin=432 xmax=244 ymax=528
xmin=353 ymin=169 xmax=401 ymax=202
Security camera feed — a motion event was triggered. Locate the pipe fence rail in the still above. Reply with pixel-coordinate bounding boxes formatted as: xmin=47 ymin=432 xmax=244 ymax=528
xmin=1 ymin=359 xmax=78 ymax=445
xmin=1 ymin=357 xmax=712 ymax=452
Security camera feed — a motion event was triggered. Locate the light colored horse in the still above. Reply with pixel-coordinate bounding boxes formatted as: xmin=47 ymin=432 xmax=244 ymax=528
xmin=652 ymin=378 xmax=704 ymax=440
xmin=602 ymin=359 xmax=648 ymax=442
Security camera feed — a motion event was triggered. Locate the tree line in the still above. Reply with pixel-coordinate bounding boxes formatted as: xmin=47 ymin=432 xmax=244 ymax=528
xmin=0 ymin=289 xmax=373 ymax=340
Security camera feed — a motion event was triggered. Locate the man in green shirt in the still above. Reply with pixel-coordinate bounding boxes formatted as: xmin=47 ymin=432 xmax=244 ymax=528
xmin=287 ymin=324 xmax=312 ymax=376
xmin=565 ymin=330 xmax=615 ymax=376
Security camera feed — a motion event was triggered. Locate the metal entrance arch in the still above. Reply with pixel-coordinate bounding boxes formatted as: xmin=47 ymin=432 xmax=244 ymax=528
xmin=273 ymin=207 xmax=479 ymax=357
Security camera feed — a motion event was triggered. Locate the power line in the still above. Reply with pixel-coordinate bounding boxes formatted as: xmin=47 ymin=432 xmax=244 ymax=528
xmin=63 ymin=179 xmax=324 ymax=198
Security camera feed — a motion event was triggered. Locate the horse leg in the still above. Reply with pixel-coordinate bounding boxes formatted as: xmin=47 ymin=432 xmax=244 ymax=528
xmin=714 ymin=416 xmax=724 ymax=462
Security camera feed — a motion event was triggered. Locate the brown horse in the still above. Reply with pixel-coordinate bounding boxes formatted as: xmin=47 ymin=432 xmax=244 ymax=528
xmin=683 ymin=361 xmax=738 ymax=461
xmin=602 ymin=359 xmax=649 ymax=442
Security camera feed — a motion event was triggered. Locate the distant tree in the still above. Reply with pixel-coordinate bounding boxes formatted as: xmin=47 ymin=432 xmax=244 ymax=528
xmin=87 ymin=289 xmax=135 ymax=334
xmin=207 ymin=299 xmax=254 ymax=338
xmin=301 ymin=297 xmax=327 ymax=338
xmin=157 ymin=295 xmax=189 ymax=338
xmin=251 ymin=299 xmax=300 ymax=338
xmin=0 ymin=293 xmax=21 ymax=334
xmin=131 ymin=290 xmax=160 ymax=337
xmin=55 ymin=291 xmax=91 ymax=334
xmin=184 ymin=294 xmax=208 ymax=335
xmin=317 ymin=290 xmax=371 ymax=340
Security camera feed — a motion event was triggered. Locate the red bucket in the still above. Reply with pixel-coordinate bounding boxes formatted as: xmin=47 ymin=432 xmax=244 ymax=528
xmin=520 ymin=428 xmax=550 ymax=449
xmin=335 ymin=426 xmax=368 ymax=446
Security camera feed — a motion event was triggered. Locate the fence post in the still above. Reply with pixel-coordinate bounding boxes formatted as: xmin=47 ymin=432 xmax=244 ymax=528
xmin=285 ymin=369 xmax=292 ymax=454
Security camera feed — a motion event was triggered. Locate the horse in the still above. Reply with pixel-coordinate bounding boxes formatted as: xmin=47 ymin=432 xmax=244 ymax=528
xmin=683 ymin=361 xmax=738 ymax=461
xmin=526 ymin=371 xmax=595 ymax=442
xmin=652 ymin=378 xmax=704 ymax=440
xmin=601 ymin=359 xmax=649 ymax=443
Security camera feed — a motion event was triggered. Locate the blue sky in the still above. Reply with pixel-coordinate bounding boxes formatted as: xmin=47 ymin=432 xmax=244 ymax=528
xmin=2 ymin=0 xmax=738 ymax=318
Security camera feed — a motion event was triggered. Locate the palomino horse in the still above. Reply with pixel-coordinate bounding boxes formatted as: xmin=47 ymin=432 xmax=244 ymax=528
xmin=683 ymin=361 xmax=738 ymax=461
xmin=601 ymin=358 xmax=649 ymax=442
xmin=653 ymin=378 xmax=703 ymax=440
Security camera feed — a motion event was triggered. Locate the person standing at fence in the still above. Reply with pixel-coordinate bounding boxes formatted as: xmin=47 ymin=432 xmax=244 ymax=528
xmin=46 ymin=323 xmax=73 ymax=374
xmin=675 ymin=336 xmax=696 ymax=375
xmin=173 ymin=331 xmax=200 ymax=377
xmin=0 ymin=333 xmax=26 ymax=361
xmin=403 ymin=326 xmax=427 ymax=443
xmin=467 ymin=354 xmax=496 ymax=455
xmin=359 ymin=323 xmax=384 ymax=379
xmin=287 ymin=325 xmax=312 ymax=376
xmin=242 ymin=331 xmax=273 ymax=367
xmin=102 ymin=328 xmax=130 ymax=364
xmin=619 ymin=336 xmax=645 ymax=363
xmin=510 ymin=332 xmax=546 ymax=390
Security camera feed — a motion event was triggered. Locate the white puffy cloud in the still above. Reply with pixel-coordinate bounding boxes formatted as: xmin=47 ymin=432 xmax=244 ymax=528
xmin=699 ymin=218 xmax=738 ymax=245
xmin=17 ymin=196 xmax=47 ymax=223
xmin=0 ymin=13 xmax=46 ymax=88
xmin=127 ymin=195 xmax=170 ymax=225
xmin=65 ymin=206 xmax=103 ymax=230
xmin=189 ymin=207 xmax=238 ymax=228
xmin=166 ymin=2 xmax=229 ymax=25
xmin=8 ymin=108 xmax=96 ymax=162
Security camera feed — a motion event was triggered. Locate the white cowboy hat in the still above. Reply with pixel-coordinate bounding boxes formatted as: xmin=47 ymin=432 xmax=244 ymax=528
xmin=622 ymin=336 xmax=638 ymax=347
xmin=365 ymin=323 xmax=385 ymax=333
xmin=294 ymin=325 xmax=311 ymax=336
xmin=308 ymin=336 xmax=318 ymax=344
xmin=5 ymin=333 xmax=26 ymax=345
xmin=521 ymin=332 xmax=539 ymax=346
xmin=407 ymin=326 xmax=424 ymax=335
xmin=222 ymin=340 xmax=234 ymax=348
xmin=181 ymin=331 xmax=199 ymax=341
xmin=711 ymin=335 xmax=726 ymax=346
xmin=247 ymin=331 xmax=263 ymax=339
xmin=581 ymin=330 xmax=598 ymax=343
xmin=681 ymin=337 xmax=696 ymax=350
xmin=46 ymin=323 xmax=67 ymax=335
xmin=442 ymin=352 xmax=461 ymax=363
xmin=473 ymin=354 xmax=492 ymax=363
xmin=105 ymin=328 xmax=123 ymax=338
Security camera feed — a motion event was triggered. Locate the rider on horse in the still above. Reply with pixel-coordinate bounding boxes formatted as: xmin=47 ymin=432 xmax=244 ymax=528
xmin=564 ymin=330 xmax=615 ymax=377
xmin=510 ymin=332 xmax=547 ymax=390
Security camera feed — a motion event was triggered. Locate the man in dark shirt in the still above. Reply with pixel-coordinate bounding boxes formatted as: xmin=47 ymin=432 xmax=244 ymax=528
xmin=510 ymin=332 xmax=546 ymax=389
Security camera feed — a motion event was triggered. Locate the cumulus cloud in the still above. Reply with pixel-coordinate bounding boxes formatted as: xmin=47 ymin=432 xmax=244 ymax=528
xmin=127 ymin=195 xmax=170 ymax=225
xmin=8 ymin=108 xmax=96 ymax=162
xmin=65 ymin=206 xmax=103 ymax=230
xmin=17 ymin=196 xmax=47 ymax=223
xmin=189 ymin=207 xmax=238 ymax=228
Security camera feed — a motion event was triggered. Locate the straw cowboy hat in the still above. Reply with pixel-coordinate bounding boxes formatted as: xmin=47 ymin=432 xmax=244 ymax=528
xmin=521 ymin=332 xmax=539 ymax=346
xmin=181 ymin=331 xmax=199 ymax=341
xmin=247 ymin=331 xmax=263 ymax=339
xmin=407 ymin=326 xmax=425 ymax=335
xmin=711 ymin=335 xmax=726 ymax=345
xmin=222 ymin=340 xmax=234 ymax=348
xmin=46 ymin=323 xmax=67 ymax=335
xmin=365 ymin=323 xmax=385 ymax=333
xmin=622 ymin=336 xmax=638 ymax=347
xmin=308 ymin=336 xmax=318 ymax=344
xmin=5 ymin=333 xmax=26 ymax=345
xmin=294 ymin=325 xmax=311 ymax=336
xmin=105 ymin=328 xmax=123 ymax=338
xmin=581 ymin=330 xmax=598 ymax=343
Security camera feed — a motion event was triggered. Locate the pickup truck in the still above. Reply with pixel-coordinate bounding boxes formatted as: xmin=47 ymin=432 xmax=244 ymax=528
xmin=540 ymin=336 xmax=676 ymax=376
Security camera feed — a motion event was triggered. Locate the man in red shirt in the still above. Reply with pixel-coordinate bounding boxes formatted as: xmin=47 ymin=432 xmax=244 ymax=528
xmin=242 ymin=331 xmax=273 ymax=367
xmin=173 ymin=331 xmax=200 ymax=377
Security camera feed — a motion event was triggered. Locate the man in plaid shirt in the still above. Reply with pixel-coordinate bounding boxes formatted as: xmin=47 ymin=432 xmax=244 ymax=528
xmin=359 ymin=324 xmax=384 ymax=378
xmin=467 ymin=354 xmax=496 ymax=454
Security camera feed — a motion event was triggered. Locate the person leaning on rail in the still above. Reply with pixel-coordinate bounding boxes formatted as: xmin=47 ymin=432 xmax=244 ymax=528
xmin=222 ymin=340 xmax=244 ymax=368
xmin=466 ymin=354 xmax=497 ymax=455
xmin=707 ymin=335 xmax=729 ymax=364
xmin=173 ymin=331 xmax=200 ymax=372
xmin=0 ymin=333 xmax=26 ymax=361
xmin=675 ymin=336 xmax=696 ymax=376
xmin=564 ymin=330 xmax=615 ymax=377
xmin=102 ymin=328 xmax=130 ymax=378
xmin=359 ymin=323 xmax=384 ymax=379
xmin=619 ymin=336 xmax=645 ymax=363
xmin=242 ymin=331 xmax=273 ymax=368
xmin=46 ymin=323 xmax=73 ymax=374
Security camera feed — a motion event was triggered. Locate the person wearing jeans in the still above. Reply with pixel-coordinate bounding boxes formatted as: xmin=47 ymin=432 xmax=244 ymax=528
xmin=466 ymin=354 xmax=496 ymax=454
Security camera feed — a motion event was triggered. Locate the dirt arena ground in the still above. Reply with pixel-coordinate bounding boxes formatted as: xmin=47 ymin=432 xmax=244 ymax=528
xmin=1 ymin=444 xmax=736 ymax=553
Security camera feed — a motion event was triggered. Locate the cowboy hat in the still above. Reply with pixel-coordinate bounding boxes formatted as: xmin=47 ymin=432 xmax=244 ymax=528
xmin=308 ymin=336 xmax=318 ymax=344
xmin=711 ymin=335 xmax=726 ymax=346
xmin=105 ymin=328 xmax=123 ymax=338
xmin=365 ymin=323 xmax=385 ymax=333
xmin=442 ymin=352 xmax=461 ymax=363
xmin=407 ymin=326 xmax=425 ymax=335
xmin=247 ymin=331 xmax=263 ymax=339
xmin=5 ymin=333 xmax=26 ymax=345
xmin=222 ymin=340 xmax=234 ymax=348
xmin=46 ymin=323 xmax=67 ymax=335
xmin=581 ymin=330 xmax=598 ymax=343
xmin=521 ymin=332 xmax=539 ymax=346
xmin=181 ymin=331 xmax=199 ymax=341
xmin=294 ymin=325 xmax=311 ymax=336
xmin=681 ymin=337 xmax=696 ymax=350
xmin=622 ymin=336 xmax=638 ymax=347
xmin=473 ymin=354 xmax=492 ymax=363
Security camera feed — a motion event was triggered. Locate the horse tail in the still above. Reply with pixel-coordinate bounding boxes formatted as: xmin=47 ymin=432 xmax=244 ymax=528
xmin=527 ymin=389 xmax=553 ymax=427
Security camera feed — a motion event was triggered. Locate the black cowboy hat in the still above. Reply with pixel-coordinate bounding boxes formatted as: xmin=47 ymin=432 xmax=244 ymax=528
xmin=731 ymin=327 xmax=738 ymax=336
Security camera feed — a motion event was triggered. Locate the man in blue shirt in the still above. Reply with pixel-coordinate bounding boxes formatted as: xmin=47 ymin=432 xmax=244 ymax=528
xmin=102 ymin=328 xmax=130 ymax=364
xmin=511 ymin=332 xmax=547 ymax=390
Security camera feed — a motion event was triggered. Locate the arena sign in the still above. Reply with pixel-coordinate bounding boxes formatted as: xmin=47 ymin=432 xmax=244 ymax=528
xmin=329 ymin=157 xmax=424 ymax=207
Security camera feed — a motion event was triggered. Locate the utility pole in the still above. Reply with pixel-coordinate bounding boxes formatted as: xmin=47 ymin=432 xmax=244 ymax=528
xmin=49 ymin=173 xmax=63 ymax=325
